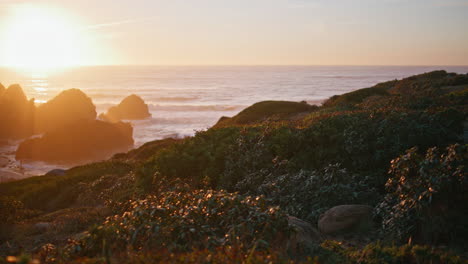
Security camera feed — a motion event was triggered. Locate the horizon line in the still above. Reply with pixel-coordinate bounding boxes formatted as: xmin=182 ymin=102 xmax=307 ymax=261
xmin=2 ymin=64 xmax=468 ymax=68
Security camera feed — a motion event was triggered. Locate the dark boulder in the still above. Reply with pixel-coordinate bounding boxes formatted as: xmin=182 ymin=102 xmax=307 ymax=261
xmin=36 ymin=89 xmax=96 ymax=133
xmin=318 ymin=205 xmax=373 ymax=236
xmin=16 ymin=120 xmax=134 ymax=164
xmin=0 ymin=84 xmax=35 ymax=140
xmin=100 ymin=94 xmax=151 ymax=122
xmin=287 ymin=216 xmax=322 ymax=254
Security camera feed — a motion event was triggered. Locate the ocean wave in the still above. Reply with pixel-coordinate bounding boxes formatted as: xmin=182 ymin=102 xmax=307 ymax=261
xmin=149 ymin=104 xmax=245 ymax=112
xmin=152 ymin=96 xmax=199 ymax=102
xmin=132 ymin=116 xmax=211 ymax=125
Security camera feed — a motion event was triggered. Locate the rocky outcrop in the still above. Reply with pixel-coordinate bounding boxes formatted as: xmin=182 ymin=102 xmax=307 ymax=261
xmin=16 ymin=120 xmax=134 ymax=164
xmin=35 ymin=89 xmax=97 ymax=133
xmin=100 ymin=94 xmax=151 ymax=122
xmin=0 ymin=84 xmax=35 ymax=140
xmin=318 ymin=205 xmax=373 ymax=236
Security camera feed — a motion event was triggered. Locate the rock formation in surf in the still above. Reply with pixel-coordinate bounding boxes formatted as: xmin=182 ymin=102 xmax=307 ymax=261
xmin=0 ymin=84 xmax=35 ymax=140
xmin=35 ymin=89 xmax=97 ymax=133
xmin=100 ymin=94 xmax=151 ymax=122
xmin=16 ymin=120 xmax=134 ymax=163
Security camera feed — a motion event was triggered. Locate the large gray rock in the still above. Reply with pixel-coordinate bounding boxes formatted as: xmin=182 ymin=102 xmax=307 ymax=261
xmin=34 ymin=222 xmax=52 ymax=233
xmin=318 ymin=205 xmax=373 ymax=236
xmin=288 ymin=216 xmax=321 ymax=254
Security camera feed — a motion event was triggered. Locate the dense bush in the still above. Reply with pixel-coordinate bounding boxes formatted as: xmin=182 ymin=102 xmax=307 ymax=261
xmin=297 ymin=109 xmax=464 ymax=172
xmin=0 ymin=197 xmax=37 ymax=244
xmin=215 ymin=100 xmax=317 ymax=126
xmin=377 ymin=144 xmax=467 ymax=246
xmin=323 ymin=86 xmax=390 ymax=107
xmin=0 ymin=161 xmax=132 ymax=211
xmin=0 ymin=196 xmax=27 ymax=224
xmin=136 ymin=127 xmax=240 ymax=191
xmin=321 ymin=241 xmax=467 ymax=264
xmin=236 ymin=164 xmax=380 ymax=223
xmin=135 ymin=107 xmax=464 ymax=206
xmin=68 ymin=189 xmax=290 ymax=259
xmin=220 ymin=126 xmax=279 ymax=190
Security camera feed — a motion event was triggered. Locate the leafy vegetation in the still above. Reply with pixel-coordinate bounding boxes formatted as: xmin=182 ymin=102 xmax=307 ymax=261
xmin=377 ymin=144 xmax=467 ymax=246
xmin=67 ymin=188 xmax=290 ymax=260
xmin=236 ymin=164 xmax=380 ymax=223
xmin=0 ymin=161 xmax=132 ymax=211
xmin=323 ymin=86 xmax=390 ymax=107
xmin=1 ymin=71 xmax=467 ymax=263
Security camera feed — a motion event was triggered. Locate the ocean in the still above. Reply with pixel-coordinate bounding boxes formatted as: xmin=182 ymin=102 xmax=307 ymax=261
xmin=1 ymin=65 xmax=468 ymax=177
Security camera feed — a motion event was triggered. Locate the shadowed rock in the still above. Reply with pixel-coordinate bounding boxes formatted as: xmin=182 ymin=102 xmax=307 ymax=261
xmin=16 ymin=120 xmax=134 ymax=164
xmin=100 ymin=94 xmax=151 ymax=122
xmin=318 ymin=205 xmax=373 ymax=236
xmin=0 ymin=84 xmax=35 ymax=140
xmin=36 ymin=89 xmax=97 ymax=133
xmin=287 ymin=216 xmax=322 ymax=255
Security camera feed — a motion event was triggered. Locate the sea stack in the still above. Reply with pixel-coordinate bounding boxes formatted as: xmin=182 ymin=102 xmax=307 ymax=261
xmin=100 ymin=94 xmax=151 ymax=122
xmin=35 ymin=89 xmax=97 ymax=133
xmin=16 ymin=120 xmax=134 ymax=164
xmin=0 ymin=84 xmax=35 ymax=140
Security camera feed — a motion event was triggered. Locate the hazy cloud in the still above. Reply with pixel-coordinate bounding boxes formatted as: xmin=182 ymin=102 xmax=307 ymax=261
xmin=84 ymin=17 xmax=157 ymax=31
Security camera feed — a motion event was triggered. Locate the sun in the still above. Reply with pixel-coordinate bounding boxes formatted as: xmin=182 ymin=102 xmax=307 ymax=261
xmin=1 ymin=4 xmax=85 ymax=71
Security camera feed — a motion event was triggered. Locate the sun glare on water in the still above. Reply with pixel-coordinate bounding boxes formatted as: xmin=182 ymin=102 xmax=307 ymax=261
xmin=1 ymin=5 xmax=85 ymax=71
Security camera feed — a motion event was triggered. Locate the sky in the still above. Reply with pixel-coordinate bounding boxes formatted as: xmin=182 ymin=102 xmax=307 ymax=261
xmin=0 ymin=0 xmax=467 ymax=66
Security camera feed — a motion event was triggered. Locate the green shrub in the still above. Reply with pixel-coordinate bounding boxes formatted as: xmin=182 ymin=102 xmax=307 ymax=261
xmin=216 ymin=101 xmax=316 ymax=126
xmin=323 ymin=86 xmax=390 ymax=107
xmin=136 ymin=127 xmax=240 ymax=191
xmin=220 ymin=126 xmax=279 ymax=190
xmin=296 ymin=109 xmax=463 ymax=173
xmin=236 ymin=164 xmax=380 ymax=223
xmin=0 ymin=161 xmax=132 ymax=211
xmin=0 ymin=196 xmax=27 ymax=224
xmin=377 ymin=144 xmax=467 ymax=246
